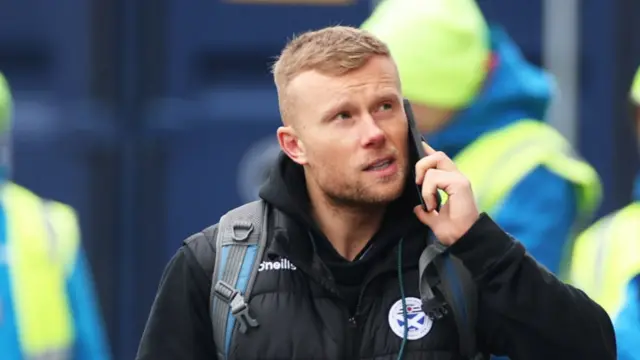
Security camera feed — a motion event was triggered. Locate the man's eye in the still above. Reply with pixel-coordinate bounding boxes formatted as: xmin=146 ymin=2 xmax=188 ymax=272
xmin=336 ymin=112 xmax=352 ymax=120
xmin=378 ymin=103 xmax=393 ymax=112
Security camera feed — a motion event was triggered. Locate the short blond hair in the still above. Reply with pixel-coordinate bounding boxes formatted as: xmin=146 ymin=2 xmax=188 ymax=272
xmin=272 ymin=26 xmax=391 ymax=124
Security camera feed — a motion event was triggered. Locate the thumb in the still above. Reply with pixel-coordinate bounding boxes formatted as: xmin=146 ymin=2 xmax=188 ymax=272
xmin=413 ymin=205 xmax=440 ymax=227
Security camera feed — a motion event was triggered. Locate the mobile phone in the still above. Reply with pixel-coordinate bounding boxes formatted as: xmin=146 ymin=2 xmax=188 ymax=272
xmin=404 ymin=98 xmax=441 ymax=212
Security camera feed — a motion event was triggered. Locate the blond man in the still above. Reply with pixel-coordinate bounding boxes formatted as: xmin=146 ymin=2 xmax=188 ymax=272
xmin=136 ymin=26 xmax=615 ymax=360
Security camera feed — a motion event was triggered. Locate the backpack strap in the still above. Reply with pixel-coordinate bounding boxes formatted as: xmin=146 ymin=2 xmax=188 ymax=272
xmin=210 ymin=200 xmax=269 ymax=360
xmin=419 ymin=238 xmax=483 ymax=360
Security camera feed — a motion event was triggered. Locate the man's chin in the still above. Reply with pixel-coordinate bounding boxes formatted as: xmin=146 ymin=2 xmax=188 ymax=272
xmin=364 ymin=183 xmax=405 ymax=204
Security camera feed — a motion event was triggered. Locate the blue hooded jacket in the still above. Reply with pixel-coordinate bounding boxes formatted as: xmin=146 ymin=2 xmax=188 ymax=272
xmin=0 ymin=195 xmax=112 ymax=360
xmin=613 ymin=173 xmax=640 ymax=360
xmin=426 ymin=26 xmax=577 ymax=275
xmin=0 ymin=84 xmax=111 ymax=358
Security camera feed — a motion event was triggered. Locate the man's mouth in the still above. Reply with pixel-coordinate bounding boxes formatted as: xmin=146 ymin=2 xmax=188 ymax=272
xmin=364 ymin=158 xmax=395 ymax=171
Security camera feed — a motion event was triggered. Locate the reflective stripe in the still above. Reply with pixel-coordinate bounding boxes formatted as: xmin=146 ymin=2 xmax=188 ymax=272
xmin=453 ymin=120 xmax=602 ymax=279
xmin=593 ymin=215 xmax=615 ymax=293
xmin=2 ymin=183 xmax=76 ymax=356
xmin=454 ymin=120 xmax=601 ymax=219
xmin=42 ymin=201 xmax=59 ymax=262
xmin=472 ymin=132 xmax=561 ymax=211
xmin=26 ymin=348 xmax=71 ymax=360
xmin=570 ymin=203 xmax=640 ymax=318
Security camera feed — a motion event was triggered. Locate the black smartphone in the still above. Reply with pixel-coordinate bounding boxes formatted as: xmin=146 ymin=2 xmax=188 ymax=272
xmin=404 ymin=98 xmax=441 ymax=212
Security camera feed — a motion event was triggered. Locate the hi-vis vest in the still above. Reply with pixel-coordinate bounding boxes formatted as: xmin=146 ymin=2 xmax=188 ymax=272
xmin=569 ymin=202 xmax=640 ymax=320
xmin=443 ymin=120 xmax=602 ymax=276
xmin=452 ymin=120 xmax=602 ymax=219
xmin=4 ymin=182 xmax=78 ymax=359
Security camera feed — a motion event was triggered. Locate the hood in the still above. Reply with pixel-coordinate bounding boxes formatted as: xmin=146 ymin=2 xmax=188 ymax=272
xmin=361 ymin=0 xmax=490 ymax=110
xmin=425 ymin=26 xmax=555 ymax=157
xmin=258 ymin=153 xmax=424 ymax=261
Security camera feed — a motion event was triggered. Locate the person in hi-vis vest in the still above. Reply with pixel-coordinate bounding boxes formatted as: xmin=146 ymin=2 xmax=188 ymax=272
xmin=569 ymin=66 xmax=640 ymax=360
xmin=361 ymin=0 xmax=602 ymax=276
xmin=0 ymin=73 xmax=111 ymax=359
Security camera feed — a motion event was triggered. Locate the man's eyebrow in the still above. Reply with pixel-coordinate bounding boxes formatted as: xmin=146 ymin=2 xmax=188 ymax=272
xmin=320 ymin=98 xmax=351 ymax=121
xmin=375 ymin=89 xmax=401 ymax=103
xmin=318 ymin=90 xmax=400 ymax=121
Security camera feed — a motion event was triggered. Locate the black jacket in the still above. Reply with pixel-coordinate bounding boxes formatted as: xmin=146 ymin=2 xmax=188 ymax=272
xmin=136 ymin=154 xmax=616 ymax=360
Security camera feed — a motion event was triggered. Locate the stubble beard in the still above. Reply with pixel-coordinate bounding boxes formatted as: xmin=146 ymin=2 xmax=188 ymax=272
xmin=321 ymin=166 xmax=407 ymax=209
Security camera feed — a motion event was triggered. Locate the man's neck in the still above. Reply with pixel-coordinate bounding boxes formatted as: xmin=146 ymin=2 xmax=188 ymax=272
xmin=308 ymin=188 xmax=386 ymax=261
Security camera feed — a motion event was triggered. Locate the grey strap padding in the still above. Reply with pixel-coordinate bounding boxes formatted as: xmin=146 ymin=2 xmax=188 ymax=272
xmin=418 ymin=235 xmax=482 ymax=359
xmin=418 ymin=240 xmax=449 ymax=320
xmin=210 ymin=200 xmax=269 ymax=360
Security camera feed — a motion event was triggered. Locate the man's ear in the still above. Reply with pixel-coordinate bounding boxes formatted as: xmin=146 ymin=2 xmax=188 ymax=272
xmin=277 ymin=126 xmax=308 ymax=165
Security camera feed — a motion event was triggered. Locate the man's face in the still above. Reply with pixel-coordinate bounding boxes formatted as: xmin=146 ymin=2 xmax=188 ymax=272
xmin=277 ymin=56 xmax=409 ymax=207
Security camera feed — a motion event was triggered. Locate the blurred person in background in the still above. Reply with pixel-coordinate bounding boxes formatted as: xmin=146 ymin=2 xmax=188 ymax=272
xmin=361 ymin=0 xmax=602 ymax=277
xmin=0 ymin=73 xmax=111 ymax=359
xmin=569 ymin=66 xmax=640 ymax=360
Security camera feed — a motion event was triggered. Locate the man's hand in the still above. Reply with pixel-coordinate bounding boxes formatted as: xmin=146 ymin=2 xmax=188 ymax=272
xmin=413 ymin=142 xmax=479 ymax=246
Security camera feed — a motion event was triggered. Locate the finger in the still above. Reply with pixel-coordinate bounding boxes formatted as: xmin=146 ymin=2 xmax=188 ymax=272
xmin=414 ymin=204 xmax=440 ymax=228
xmin=421 ymin=168 xmax=442 ymax=211
xmin=421 ymin=168 xmax=461 ymax=210
xmin=414 ymin=151 xmax=458 ymax=184
xmin=423 ymin=168 xmax=472 ymax=199
xmin=421 ymin=141 xmax=437 ymax=155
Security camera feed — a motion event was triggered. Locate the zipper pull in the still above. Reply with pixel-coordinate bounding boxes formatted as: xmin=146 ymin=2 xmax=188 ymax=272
xmin=348 ymin=316 xmax=357 ymax=328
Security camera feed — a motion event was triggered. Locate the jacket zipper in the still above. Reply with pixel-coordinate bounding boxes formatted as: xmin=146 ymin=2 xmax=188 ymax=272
xmin=347 ymin=245 xmax=408 ymax=359
xmin=302 ymin=246 xmax=409 ymax=359
xmin=346 ymin=315 xmax=358 ymax=360
xmin=303 ymin=258 xmax=358 ymax=360
xmin=346 ymin=282 xmax=370 ymax=360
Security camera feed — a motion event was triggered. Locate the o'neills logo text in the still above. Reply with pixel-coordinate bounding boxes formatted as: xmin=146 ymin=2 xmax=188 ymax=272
xmin=258 ymin=258 xmax=297 ymax=272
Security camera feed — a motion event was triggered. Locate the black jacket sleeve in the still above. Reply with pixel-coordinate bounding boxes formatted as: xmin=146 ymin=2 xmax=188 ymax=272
xmin=450 ymin=214 xmax=617 ymax=359
xmin=135 ymin=231 xmax=217 ymax=360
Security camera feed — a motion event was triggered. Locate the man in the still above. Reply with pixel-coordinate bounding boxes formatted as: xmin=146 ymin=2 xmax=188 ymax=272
xmin=569 ymin=66 xmax=640 ymax=360
xmin=361 ymin=0 xmax=602 ymax=276
xmin=0 ymin=73 xmax=111 ymax=359
xmin=136 ymin=26 xmax=615 ymax=359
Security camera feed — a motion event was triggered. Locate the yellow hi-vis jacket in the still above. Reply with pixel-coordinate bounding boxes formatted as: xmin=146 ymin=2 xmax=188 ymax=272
xmin=452 ymin=120 xmax=601 ymax=219
xmin=569 ymin=202 xmax=640 ymax=319
xmin=440 ymin=120 xmax=602 ymax=276
xmin=3 ymin=182 xmax=78 ymax=359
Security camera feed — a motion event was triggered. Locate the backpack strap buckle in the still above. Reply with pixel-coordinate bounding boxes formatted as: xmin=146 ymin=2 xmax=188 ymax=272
xmin=213 ymin=280 xmax=259 ymax=334
xmin=231 ymin=221 xmax=254 ymax=242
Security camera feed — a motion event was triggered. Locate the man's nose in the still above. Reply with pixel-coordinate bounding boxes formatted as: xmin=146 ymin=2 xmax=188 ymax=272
xmin=360 ymin=116 xmax=386 ymax=148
